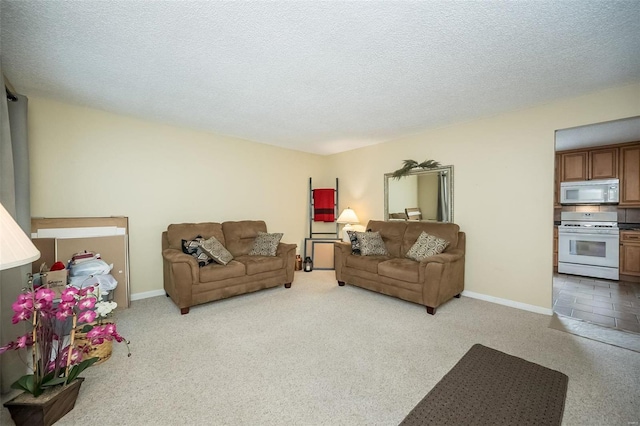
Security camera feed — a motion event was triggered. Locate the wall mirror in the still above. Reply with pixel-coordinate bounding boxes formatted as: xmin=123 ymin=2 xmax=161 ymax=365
xmin=384 ymin=166 xmax=453 ymax=222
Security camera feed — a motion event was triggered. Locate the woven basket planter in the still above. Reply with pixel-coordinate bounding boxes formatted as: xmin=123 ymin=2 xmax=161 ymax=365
xmin=74 ymin=325 xmax=113 ymax=365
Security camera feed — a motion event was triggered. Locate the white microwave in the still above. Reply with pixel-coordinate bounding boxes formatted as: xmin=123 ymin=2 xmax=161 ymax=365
xmin=560 ymin=179 xmax=619 ymax=205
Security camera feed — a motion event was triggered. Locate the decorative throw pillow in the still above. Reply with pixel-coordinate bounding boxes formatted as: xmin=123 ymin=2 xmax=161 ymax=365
xmin=199 ymin=236 xmax=234 ymax=265
xmin=181 ymin=236 xmax=213 ymax=267
xmin=406 ymin=231 xmax=450 ymax=261
xmin=346 ymin=230 xmax=361 ymax=255
xmin=248 ymin=232 xmax=283 ymax=256
xmin=355 ymin=231 xmax=389 ymax=256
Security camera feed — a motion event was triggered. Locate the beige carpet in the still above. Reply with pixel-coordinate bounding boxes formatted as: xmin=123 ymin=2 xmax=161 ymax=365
xmin=549 ymin=313 xmax=640 ymax=353
xmin=2 ymin=271 xmax=640 ymax=425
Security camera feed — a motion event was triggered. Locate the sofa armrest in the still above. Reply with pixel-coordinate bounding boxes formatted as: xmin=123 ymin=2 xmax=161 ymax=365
xmin=334 ymin=242 xmax=351 ymax=281
xmin=162 ymin=248 xmax=198 ymax=266
xmin=334 ymin=241 xmax=351 ymax=255
xmin=276 ymin=242 xmax=297 ymax=256
xmin=276 ymin=242 xmax=297 ymax=283
xmin=418 ymin=248 xmax=464 ymax=265
xmin=420 ymin=248 xmax=465 ymax=309
xmin=162 ymin=249 xmax=199 ymax=309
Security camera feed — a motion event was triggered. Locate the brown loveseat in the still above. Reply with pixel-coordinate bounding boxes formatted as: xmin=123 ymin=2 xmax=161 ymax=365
xmin=162 ymin=221 xmax=296 ymax=314
xmin=334 ymin=220 xmax=465 ymax=315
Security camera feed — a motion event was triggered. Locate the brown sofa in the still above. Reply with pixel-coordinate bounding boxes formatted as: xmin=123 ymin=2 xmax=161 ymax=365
xmin=334 ymin=220 xmax=465 ymax=315
xmin=162 ymin=220 xmax=296 ymax=314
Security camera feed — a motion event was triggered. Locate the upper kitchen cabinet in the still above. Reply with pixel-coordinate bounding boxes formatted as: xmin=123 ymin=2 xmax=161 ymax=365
xmin=560 ymin=151 xmax=588 ymax=181
xmin=619 ymin=143 xmax=640 ymax=207
xmin=589 ymin=147 xmax=618 ymax=180
xmin=559 ymin=147 xmax=618 ymax=182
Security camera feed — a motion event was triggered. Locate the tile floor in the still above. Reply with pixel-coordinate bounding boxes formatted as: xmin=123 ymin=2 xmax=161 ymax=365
xmin=553 ymin=273 xmax=640 ymax=333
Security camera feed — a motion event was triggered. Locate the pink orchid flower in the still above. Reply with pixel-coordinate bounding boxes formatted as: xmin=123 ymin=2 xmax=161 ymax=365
xmin=0 ymin=333 xmax=33 ymax=354
xmin=55 ymin=309 xmax=73 ymax=321
xmin=0 ymin=342 xmax=16 ymax=354
xmin=12 ymin=310 xmax=31 ymax=324
xmin=15 ymin=333 xmax=32 ymax=349
xmin=78 ymin=297 xmax=97 ymax=310
xmin=60 ymin=287 xmax=79 ymax=302
xmin=86 ymin=326 xmax=103 ymax=339
xmin=35 ymin=288 xmax=55 ymax=303
xmin=11 ymin=294 xmax=33 ymax=313
xmin=78 ymin=286 xmax=95 ymax=297
xmin=34 ymin=289 xmax=55 ymax=311
xmin=59 ymin=300 xmax=75 ymax=311
xmin=77 ymin=310 xmax=97 ymax=324
xmin=58 ymin=346 xmax=82 ymax=368
xmin=90 ymin=337 xmax=105 ymax=345
xmin=104 ymin=323 xmax=116 ymax=335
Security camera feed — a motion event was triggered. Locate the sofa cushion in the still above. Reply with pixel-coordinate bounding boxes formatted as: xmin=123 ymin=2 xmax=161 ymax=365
xmin=345 ymin=254 xmax=389 ymax=274
xmin=222 ymin=221 xmax=268 ymax=257
xmin=346 ymin=230 xmax=361 ymax=255
xmin=366 ymin=220 xmax=407 ymax=257
xmin=378 ymin=258 xmax=420 ymax=283
xmin=405 ymin=231 xmax=450 ymax=261
xmin=199 ymin=236 xmax=234 ymax=265
xmin=168 ymin=223 xmax=224 ymax=250
xmin=235 ymin=255 xmax=284 ymax=276
xmin=403 ymin=222 xmax=459 ymax=255
xmin=199 ymin=260 xmax=246 ymax=282
xmin=182 ymin=236 xmax=214 ymax=267
xmin=356 ymin=231 xmax=389 ymax=256
xmin=249 ymin=232 xmax=283 ymax=256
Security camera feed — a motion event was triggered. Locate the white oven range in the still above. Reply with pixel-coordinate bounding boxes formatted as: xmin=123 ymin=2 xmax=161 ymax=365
xmin=558 ymin=211 xmax=619 ymax=280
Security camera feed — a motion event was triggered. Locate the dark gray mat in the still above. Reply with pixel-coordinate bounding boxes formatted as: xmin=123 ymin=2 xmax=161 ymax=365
xmin=399 ymin=344 xmax=568 ymax=426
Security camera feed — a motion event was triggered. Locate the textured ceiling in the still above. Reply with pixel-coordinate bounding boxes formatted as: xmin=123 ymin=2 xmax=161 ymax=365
xmin=1 ymin=1 xmax=639 ymax=155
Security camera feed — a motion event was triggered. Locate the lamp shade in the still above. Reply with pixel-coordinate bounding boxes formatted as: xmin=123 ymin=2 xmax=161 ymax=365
xmin=336 ymin=208 xmax=359 ymax=224
xmin=0 ymin=202 xmax=40 ymax=271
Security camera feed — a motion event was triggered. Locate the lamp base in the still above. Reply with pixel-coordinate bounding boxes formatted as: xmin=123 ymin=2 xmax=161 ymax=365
xmin=341 ymin=224 xmax=353 ymax=242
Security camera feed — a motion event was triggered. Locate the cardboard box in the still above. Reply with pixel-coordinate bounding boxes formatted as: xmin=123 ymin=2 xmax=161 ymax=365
xmin=45 ymin=269 xmax=68 ymax=298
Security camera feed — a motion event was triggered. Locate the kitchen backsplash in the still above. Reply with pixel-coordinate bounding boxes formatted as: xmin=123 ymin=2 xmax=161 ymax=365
xmin=554 ymin=207 xmax=640 ymax=223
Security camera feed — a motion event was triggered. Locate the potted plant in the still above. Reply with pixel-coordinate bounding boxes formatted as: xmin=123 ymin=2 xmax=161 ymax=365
xmin=74 ymin=287 xmax=122 ymax=365
xmin=0 ymin=279 xmax=129 ymax=426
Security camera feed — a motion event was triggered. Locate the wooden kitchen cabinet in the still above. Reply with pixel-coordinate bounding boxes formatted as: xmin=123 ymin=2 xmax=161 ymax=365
xmin=560 ymin=151 xmax=588 ymax=181
xmin=553 ymin=226 xmax=558 ymax=271
xmin=559 ymin=147 xmax=618 ymax=182
xmin=620 ymin=230 xmax=640 ymax=277
xmin=589 ymin=147 xmax=618 ymax=180
xmin=619 ymin=143 xmax=640 ymax=207
xmin=554 ymin=153 xmax=561 ymax=207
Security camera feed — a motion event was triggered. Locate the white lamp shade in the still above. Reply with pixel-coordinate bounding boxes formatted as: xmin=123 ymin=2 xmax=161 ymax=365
xmin=0 ymin=202 xmax=40 ymax=271
xmin=336 ymin=208 xmax=359 ymax=224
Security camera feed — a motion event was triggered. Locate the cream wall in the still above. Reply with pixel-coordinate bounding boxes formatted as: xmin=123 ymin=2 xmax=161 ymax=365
xmin=28 ymin=97 xmax=327 ymax=297
xmin=328 ymin=83 xmax=640 ymax=311
xmin=27 ymin=83 xmax=640 ymax=310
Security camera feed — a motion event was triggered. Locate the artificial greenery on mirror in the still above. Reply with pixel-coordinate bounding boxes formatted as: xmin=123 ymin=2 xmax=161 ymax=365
xmin=391 ymin=159 xmax=441 ymax=179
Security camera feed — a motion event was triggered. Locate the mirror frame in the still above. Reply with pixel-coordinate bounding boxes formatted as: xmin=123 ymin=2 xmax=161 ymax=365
xmin=384 ymin=165 xmax=454 ymax=222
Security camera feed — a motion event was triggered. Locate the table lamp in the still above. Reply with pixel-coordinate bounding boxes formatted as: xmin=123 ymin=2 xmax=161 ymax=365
xmin=0 ymin=202 xmax=40 ymax=271
xmin=336 ymin=207 xmax=359 ymax=242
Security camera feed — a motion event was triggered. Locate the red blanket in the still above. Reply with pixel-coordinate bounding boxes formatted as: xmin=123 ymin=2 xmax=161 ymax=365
xmin=313 ymin=189 xmax=335 ymax=222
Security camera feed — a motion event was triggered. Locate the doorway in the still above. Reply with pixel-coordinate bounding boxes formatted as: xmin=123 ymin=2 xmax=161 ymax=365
xmin=553 ymin=116 xmax=640 ymax=334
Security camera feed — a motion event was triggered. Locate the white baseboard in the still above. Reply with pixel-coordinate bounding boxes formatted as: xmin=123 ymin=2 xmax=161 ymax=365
xmin=461 ymin=290 xmax=553 ymax=316
xmin=128 ymin=288 xmax=553 ymax=315
xmin=131 ymin=289 xmax=166 ymax=301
